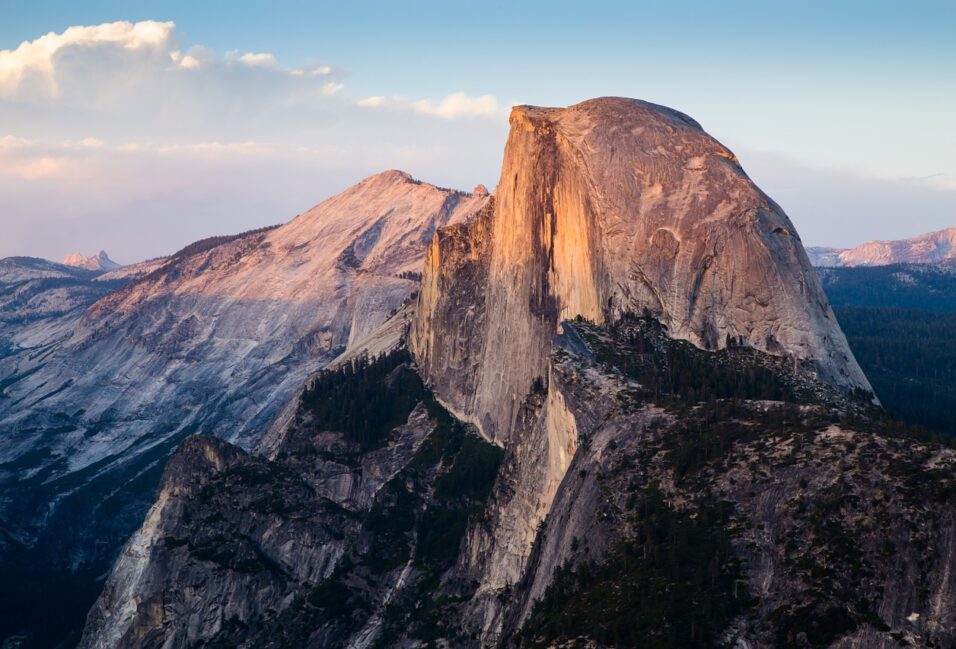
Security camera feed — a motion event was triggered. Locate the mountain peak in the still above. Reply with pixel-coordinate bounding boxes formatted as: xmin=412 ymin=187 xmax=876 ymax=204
xmin=62 ymin=250 xmax=121 ymax=271
xmin=413 ymin=96 xmax=869 ymax=444
xmin=365 ymin=168 xmax=416 ymax=185
xmin=510 ymin=97 xmax=704 ymax=132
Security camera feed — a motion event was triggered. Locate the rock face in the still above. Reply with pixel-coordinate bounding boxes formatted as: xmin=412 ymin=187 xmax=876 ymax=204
xmin=75 ymin=98 xmax=955 ymax=649
xmin=412 ymin=98 xmax=869 ymax=445
xmin=78 ymin=319 xmax=956 ymax=649
xmin=0 ymin=257 xmax=126 ymax=351
xmin=807 ymin=227 xmax=956 ymax=267
xmin=0 ymin=171 xmax=487 ymax=648
xmin=63 ymin=250 xmax=122 ymax=272
xmin=80 ymin=351 xmax=503 ymax=649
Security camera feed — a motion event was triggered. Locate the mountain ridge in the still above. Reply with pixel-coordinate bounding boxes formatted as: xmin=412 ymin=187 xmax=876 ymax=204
xmin=808 ymin=227 xmax=956 ymax=267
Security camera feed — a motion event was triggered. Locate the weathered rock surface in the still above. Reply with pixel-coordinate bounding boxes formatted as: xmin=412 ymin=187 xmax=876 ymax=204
xmin=0 ymin=171 xmax=486 ymax=648
xmin=413 ymin=97 xmax=869 ymax=447
xmin=76 ymin=97 xmax=954 ymax=649
xmin=79 ymin=319 xmax=956 ymax=649
xmin=808 ymin=227 xmax=956 ymax=267
xmin=80 ymin=351 xmax=503 ymax=649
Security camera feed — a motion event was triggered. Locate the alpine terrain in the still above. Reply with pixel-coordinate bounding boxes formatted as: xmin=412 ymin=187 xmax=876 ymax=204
xmin=74 ymin=98 xmax=956 ymax=649
xmin=0 ymin=171 xmax=488 ymax=647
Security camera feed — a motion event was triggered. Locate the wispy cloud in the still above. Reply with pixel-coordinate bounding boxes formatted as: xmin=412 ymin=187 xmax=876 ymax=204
xmin=357 ymin=91 xmax=502 ymax=120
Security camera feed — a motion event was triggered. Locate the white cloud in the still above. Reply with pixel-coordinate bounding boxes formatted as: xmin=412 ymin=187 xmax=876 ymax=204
xmin=155 ymin=141 xmax=274 ymax=156
xmin=0 ymin=20 xmax=175 ymax=98
xmin=236 ymin=52 xmax=279 ymax=68
xmin=0 ymin=21 xmax=509 ymax=261
xmin=357 ymin=91 xmax=501 ymax=120
xmin=413 ymin=92 xmax=499 ymax=120
xmin=357 ymin=95 xmax=386 ymax=107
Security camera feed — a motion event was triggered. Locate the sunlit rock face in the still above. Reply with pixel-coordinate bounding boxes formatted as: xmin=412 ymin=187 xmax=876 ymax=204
xmin=62 ymin=250 xmax=122 ymax=272
xmin=411 ymin=98 xmax=873 ymax=641
xmin=73 ymin=98 xmax=954 ymax=649
xmin=0 ymin=170 xmax=488 ymax=634
xmin=413 ymin=97 xmax=870 ymax=445
xmin=807 ymin=227 xmax=956 ymax=267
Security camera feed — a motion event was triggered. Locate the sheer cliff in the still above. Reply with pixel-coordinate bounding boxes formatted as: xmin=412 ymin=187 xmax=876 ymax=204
xmin=78 ymin=321 xmax=956 ymax=649
xmin=412 ymin=98 xmax=869 ymax=445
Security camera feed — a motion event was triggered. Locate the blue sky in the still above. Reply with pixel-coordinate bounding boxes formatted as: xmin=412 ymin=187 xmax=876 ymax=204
xmin=1 ymin=1 xmax=954 ymax=261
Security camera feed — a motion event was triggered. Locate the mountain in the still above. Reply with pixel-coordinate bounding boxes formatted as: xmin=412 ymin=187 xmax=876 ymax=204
xmin=413 ymin=98 xmax=869 ymax=446
xmin=0 ymin=171 xmax=488 ymax=648
xmin=1 ymin=257 xmax=120 ymax=345
xmin=807 ymin=227 xmax=956 ymax=267
xmin=76 ymin=99 xmax=956 ymax=649
xmin=62 ymin=251 xmax=122 ymax=272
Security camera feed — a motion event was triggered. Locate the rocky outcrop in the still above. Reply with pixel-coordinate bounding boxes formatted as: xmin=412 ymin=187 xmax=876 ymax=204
xmin=413 ymin=97 xmax=869 ymax=446
xmin=808 ymin=227 xmax=956 ymax=267
xmin=409 ymin=99 xmax=873 ymax=641
xmin=79 ymin=351 xmax=503 ymax=649
xmin=78 ymin=317 xmax=956 ymax=649
xmin=505 ymin=318 xmax=956 ymax=649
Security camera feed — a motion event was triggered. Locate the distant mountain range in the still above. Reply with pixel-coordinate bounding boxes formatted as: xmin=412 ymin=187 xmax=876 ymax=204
xmin=807 ymin=227 xmax=956 ymax=267
xmin=62 ymin=251 xmax=122 ymax=272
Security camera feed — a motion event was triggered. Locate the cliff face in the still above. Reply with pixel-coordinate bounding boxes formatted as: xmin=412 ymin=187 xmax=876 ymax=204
xmin=413 ymin=98 xmax=869 ymax=445
xmin=80 ymin=351 xmax=505 ymax=649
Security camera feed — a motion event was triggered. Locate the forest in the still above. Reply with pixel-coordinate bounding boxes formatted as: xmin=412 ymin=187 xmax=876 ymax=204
xmin=819 ymin=265 xmax=956 ymax=437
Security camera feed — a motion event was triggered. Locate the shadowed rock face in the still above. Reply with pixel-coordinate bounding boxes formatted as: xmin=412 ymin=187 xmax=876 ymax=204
xmin=412 ymin=97 xmax=870 ymax=445
xmin=0 ymin=171 xmax=487 ymax=649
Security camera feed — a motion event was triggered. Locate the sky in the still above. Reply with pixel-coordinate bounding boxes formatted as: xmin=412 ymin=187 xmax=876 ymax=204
xmin=1 ymin=0 xmax=954 ymax=262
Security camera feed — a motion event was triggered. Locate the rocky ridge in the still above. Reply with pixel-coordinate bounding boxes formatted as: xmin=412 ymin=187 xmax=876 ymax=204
xmin=807 ymin=227 xmax=956 ymax=267
xmin=412 ymin=98 xmax=869 ymax=447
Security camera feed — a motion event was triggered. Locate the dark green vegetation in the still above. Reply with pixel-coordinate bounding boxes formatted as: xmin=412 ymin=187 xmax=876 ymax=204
xmin=299 ymin=354 xmax=504 ymax=647
xmin=573 ymin=311 xmax=820 ymax=406
xmin=833 ymin=307 xmax=956 ymax=437
xmin=300 ymin=349 xmax=427 ymax=451
xmin=518 ymin=313 xmax=955 ymax=649
xmin=520 ymin=486 xmax=749 ymax=648
xmin=817 ymin=264 xmax=956 ymax=312
xmin=818 ymin=264 xmax=956 ymax=437
xmin=177 ymin=348 xmax=504 ymax=648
